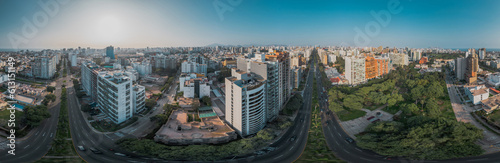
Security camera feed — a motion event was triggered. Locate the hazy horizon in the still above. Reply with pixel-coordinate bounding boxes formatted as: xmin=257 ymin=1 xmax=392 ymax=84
xmin=1 ymin=0 xmax=499 ymax=49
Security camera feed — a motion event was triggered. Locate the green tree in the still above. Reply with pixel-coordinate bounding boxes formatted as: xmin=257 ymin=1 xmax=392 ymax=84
xmin=201 ymin=96 xmax=211 ymax=106
xmin=343 ymin=95 xmax=363 ymax=110
xmin=145 ymin=99 xmax=157 ymax=109
xmin=46 ymin=86 xmax=56 ymax=93
xmin=24 ymin=105 xmax=51 ymax=127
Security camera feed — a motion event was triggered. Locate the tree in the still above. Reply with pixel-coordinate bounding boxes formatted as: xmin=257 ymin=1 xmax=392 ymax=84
xmin=425 ymin=98 xmax=441 ymax=117
xmin=46 ymin=86 xmax=56 ymax=93
xmin=343 ymin=95 xmax=363 ymax=110
xmin=42 ymin=94 xmax=56 ymax=106
xmin=192 ymin=100 xmax=200 ymax=112
xmin=201 ymin=96 xmax=211 ymax=106
xmin=24 ymin=105 xmax=51 ymax=127
xmin=387 ymin=93 xmax=403 ymax=106
xmin=402 ymin=103 xmax=420 ymax=115
xmin=410 ymin=85 xmax=425 ymax=103
xmin=145 ymin=99 xmax=157 ymax=109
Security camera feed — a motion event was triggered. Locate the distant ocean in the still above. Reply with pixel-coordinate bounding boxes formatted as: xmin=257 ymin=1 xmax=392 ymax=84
xmin=453 ymin=48 xmax=500 ymax=52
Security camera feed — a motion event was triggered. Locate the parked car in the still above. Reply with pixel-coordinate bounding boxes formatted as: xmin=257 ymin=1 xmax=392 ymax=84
xmin=89 ymin=147 xmax=102 ymax=154
xmin=345 ymin=137 xmax=354 ymax=143
xmin=77 ymin=146 xmax=85 ymax=151
xmin=366 ymin=116 xmax=375 ymax=121
xmin=376 ymin=112 xmax=382 ymax=117
xmin=290 ymin=135 xmax=297 ymax=141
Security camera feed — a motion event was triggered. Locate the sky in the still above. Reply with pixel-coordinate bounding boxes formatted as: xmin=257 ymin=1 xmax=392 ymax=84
xmin=0 ymin=0 xmax=499 ymax=49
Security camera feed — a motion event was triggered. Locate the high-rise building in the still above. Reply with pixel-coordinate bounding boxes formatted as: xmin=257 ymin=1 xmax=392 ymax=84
xmin=291 ymin=66 xmax=302 ymax=89
xmin=97 ymin=70 xmax=145 ymax=124
xmin=249 ymin=60 xmax=280 ymax=121
xmin=466 ymin=49 xmax=479 ymax=84
xmin=106 ymin=46 xmax=115 ymax=59
xmin=262 ymin=51 xmax=292 ymax=112
xmin=455 ymin=57 xmax=467 ymax=80
xmin=411 ymin=50 xmax=422 ymax=62
xmin=32 ymin=55 xmax=56 ymax=79
xmin=225 ymin=69 xmax=267 ymax=136
xmin=81 ymin=61 xmax=100 ymax=102
xmin=365 ymin=56 xmax=378 ymax=80
xmin=71 ymin=53 xmax=77 ymax=67
xmin=345 ymin=56 xmax=366 ymax=85
xmin=479 ymin=48 xmax=486 ymax=60
xmin=132 ymin=85 xmax=146 ymax=113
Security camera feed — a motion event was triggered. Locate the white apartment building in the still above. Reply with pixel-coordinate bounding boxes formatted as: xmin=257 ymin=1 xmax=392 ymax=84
xmin=181 ymin=61 xmax=207 ymax=75
xmin=81 ymin=61 xmax=100 ymax=102
xmin=152 ymin=54 xmax=177 ymax=69
xmin=225 ymin=69 xmax=267 ymax=136
xmin=97 ymin=71 xmax=146 ymax=124
xmin=179 ymin=73 xmax=211 ymax=99
xmin=71 ymin=54 xmax=77 ymax=67
xmin=132 ymin=61 xmax=152 ymax=76
xmin=133 ymin=85 xmax=146 ymax=113
xmin=345 ymin=56 xmax=366 ymax=85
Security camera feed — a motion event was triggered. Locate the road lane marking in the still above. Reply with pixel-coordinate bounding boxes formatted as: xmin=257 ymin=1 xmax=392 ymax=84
xmin=337 ymin=133 xmax=341 ymax=137
xmin=359 ymin=157 xmax=372 ymax=161
xmin=23 ymin=145 xmax=30 ymax=149
xmin=343 ymin=149 xmax=350 ymax=154
xmin=35 ymin=131 xmax=39 ymax=135
xmin=355 ymin=148 xmax=362 ymax=152
xmin=42 ymin=132 xmax=46 ymax=137
xmin=467 ymin=158 xmax=488 ymax=161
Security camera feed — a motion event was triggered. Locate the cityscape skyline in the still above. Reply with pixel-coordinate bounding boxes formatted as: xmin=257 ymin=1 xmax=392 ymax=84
xmin=0 ymin=0 xmax=499 ymax=49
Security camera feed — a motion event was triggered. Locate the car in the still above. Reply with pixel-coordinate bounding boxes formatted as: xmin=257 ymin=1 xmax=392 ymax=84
xmin=376 ymin=112 xmax=382 ymax=117
xmin=89 ymin=147 xmax=102 ymax=154
xmin=77 ymin=146 xmax=85 ymax=151
xmin=326 ymin=121 xmax=330 ymax=125
xmin=290 ymin=135 xmax=297 ymax=141
xmin=114 ymin=153 xmax=128 ymax=157
xmin=300 ymin=118 xmax=304 ymax=122
xmin=366 ymin=116 xmax=375 ymax=121
xmin=345 ymin=137 xmax=354 ymax=143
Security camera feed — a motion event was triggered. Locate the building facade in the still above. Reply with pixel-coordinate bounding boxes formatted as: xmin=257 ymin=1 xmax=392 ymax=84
xmin=225 ymin=69 xmax=267 ymax=136
xmin=345 ymin=56 xmax=366 ymax=85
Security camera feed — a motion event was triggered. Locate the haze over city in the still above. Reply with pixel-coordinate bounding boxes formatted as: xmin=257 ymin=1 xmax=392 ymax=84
xmin=0 ymin=0 xmax=499 ymax=49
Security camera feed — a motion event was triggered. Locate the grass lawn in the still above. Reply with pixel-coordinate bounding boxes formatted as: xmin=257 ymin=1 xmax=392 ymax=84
xmin=486 ymin=110 xmax=500 ymax=126
xmin=337 ymin=109 xmax=366 ymax=121
xmin=0 ymin=108 xmax=24 ymax=127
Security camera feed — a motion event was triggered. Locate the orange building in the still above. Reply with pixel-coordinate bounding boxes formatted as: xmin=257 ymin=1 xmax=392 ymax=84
xmin=365 ymin=56 xmax=390 ymax=80
xmin=365 ymin=56 xmax=378 ymax=79
xmin=376 ymin=57 xmax=390 ymax=77
xmin=419 ymin=57 xmax=428 ymax=64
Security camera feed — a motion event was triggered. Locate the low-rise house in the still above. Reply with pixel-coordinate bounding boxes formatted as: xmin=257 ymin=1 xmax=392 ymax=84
xmin=481 ymin=94 xmax=500 ymax=114
xmin=465 ymin=85 xmax=489 ymax=105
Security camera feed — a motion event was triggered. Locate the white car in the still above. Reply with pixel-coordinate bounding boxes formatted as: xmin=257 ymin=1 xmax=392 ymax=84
xmin=78 ymin=146 xmax=85 ymax=151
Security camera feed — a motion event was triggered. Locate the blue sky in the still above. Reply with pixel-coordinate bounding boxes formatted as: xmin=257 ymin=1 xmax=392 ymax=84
xmin=0 ymin=0 xmax=499 ymax=49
